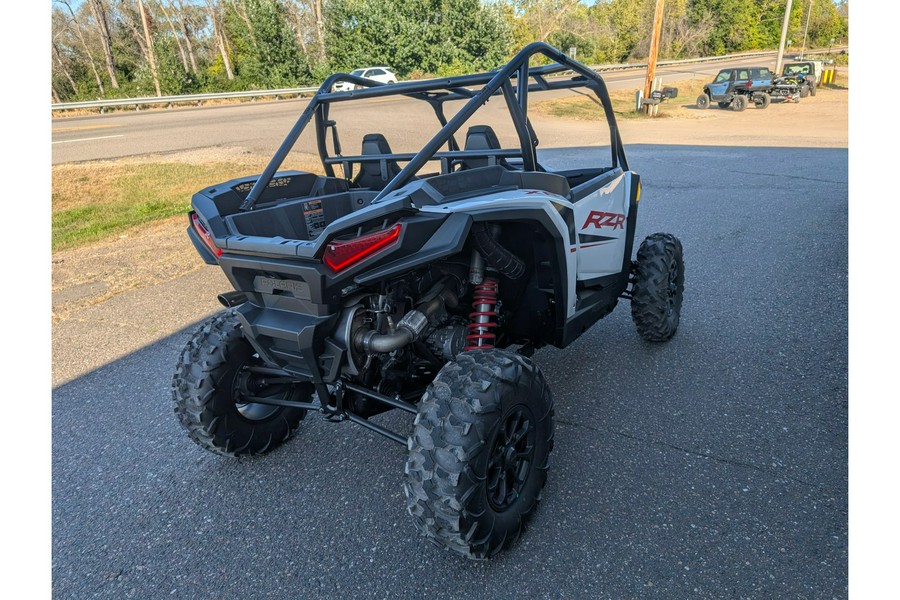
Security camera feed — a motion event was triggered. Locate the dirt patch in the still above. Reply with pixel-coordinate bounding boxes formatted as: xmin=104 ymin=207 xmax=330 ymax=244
xmin=616 ymin=80 xmax=848 ymax=148
xmin=51 ymin=215 xmax=203 ymax=322
xmin=51 ymin=76 xmax=846 ymax=322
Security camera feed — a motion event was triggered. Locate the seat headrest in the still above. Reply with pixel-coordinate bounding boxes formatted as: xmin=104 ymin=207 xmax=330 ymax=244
xmin=361 ymin=133 xmax=393 ymax=156
xmin=464 ymin=125 xmax=503 ymax=151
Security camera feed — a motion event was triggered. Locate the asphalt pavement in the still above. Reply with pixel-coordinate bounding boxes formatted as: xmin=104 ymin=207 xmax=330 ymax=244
xmin=52 ymin=144 xmax=848 ymax=598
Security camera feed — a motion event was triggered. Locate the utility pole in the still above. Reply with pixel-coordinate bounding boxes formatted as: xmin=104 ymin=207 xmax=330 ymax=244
xmin=643 ymin=0 xmax=665 ymax=114
xmin=775 ymin=0 xmax=794 ymax=76
xmin=801 ymin=0 xmax=814 ymax=60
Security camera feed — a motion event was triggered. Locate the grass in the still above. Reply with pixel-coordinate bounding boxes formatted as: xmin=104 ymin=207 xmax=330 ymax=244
xmin=532 ymin=78 xmax=706 ymax=121
xmin=51 ymin=157 xmax=320 ymax=252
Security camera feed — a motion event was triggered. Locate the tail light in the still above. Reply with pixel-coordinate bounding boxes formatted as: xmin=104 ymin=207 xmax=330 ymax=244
xmin=323 ymin=223 xmax=402 ymax=272
xmin=192 ymin=213 xmax=222 ymax=258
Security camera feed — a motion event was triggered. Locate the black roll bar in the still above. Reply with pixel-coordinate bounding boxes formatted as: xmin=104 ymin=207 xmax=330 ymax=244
xmin=240 ymin=42 xmax=628 ymax=211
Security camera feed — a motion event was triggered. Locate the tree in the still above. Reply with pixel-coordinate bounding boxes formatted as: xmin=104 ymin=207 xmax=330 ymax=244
xmin=57 ymin=1 xmax=107 ymax=95
xmin=223 ymin=0 xmax=311 ymax=87
xmin=326 ymin=0 xmax=512 ymax=76
xmin=159 ymin=1 xmax=190 ymax=73
xmin=87 ymin=0 xmax=120 ymax=88
xmin=206 ymin=0 xmax=236 ymax=80
xmin=117 ymin=0 xmax=163 ymax=96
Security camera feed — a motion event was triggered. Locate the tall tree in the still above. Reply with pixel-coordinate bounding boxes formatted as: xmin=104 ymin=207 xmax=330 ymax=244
xmin=207 ymin=0 xmax=235 ymax=80
xmin=58 ymin=0 xmax=106 ymax=95
xmin=174 ymin=0 xmax=199 ymax=73
xmin=326 ymin=0 xmax=512 ymax=76
xmin=119 ymin=0 xmax=163 ymax=96
xmin=286 ymin=0 xmax=327 ymax=64
xmin=514 ymin=0 xmax=583 ymax=42
xmin=87 ymin=0 xmax=120 ymax=88
xmin=224 ymin=0 xmax=310 ymax=87
xmin=138 ymin=0 xmax=163 ymax=96
xmin=311 ymin=0 xmax=326 ymax=63
xmin=159 ymin=0 xmax=190 ymax=73
xmin=52 ymin=41 xmax=80 ymax=95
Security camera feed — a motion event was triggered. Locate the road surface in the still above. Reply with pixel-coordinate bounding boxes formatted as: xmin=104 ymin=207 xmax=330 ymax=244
xmin=51 ymin=57 xmax=774 ymax=165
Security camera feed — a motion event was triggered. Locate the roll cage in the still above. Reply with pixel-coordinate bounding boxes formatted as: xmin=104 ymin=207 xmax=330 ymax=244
xmin=240 ymin=41 xmax=629 ymax=212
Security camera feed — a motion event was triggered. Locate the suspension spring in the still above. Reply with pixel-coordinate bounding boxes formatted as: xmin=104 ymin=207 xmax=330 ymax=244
xmin=465 ymin=278 xmax=499 ymax=350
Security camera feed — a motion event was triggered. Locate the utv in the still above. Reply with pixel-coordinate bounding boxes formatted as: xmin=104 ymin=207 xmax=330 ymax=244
xmin=173 ymin=42 xmax=685 ymax=559
xmin=781 ymin=62 xmax=820 ymax=98
xmin=696 ymin=66 xmax=776 ymax=111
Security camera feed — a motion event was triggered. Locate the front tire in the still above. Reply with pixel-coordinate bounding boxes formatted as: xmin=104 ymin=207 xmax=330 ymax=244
xmin=405 ymin=350 xmax=554 ymax=559
xmin=631 ymin=233 xmax=685 ymax=342
xmin=172 ymin=310 xmax=308 ymax=456
xmin=696 ymin=93 xmax=710 ymax=109
xmin=753 ymin=92 xmax=771 ymax=109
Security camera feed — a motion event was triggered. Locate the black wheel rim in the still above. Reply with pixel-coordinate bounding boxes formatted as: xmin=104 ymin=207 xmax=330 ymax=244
xmin=232 ymin=354 xmax=286 ymax=421
xmin=486 ymin=407 xmax=536 ymax=511
xmin=666 ymin=259 xmax=680 ymax=317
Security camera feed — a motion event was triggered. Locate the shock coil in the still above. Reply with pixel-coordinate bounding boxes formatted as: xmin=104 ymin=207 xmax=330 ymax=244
xmin=465 ymin=278 xmax=499 ymax=350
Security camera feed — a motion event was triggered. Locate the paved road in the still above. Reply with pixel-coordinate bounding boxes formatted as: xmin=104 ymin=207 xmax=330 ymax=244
xmin=51 ymin=57 xmax=772 ymax=165
xmin=52 ymin=144 xmax=848 ymax=598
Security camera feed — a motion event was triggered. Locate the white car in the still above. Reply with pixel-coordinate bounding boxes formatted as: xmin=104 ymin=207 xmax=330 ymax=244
xmin=333 ymin=67 xmax=397 ymax=91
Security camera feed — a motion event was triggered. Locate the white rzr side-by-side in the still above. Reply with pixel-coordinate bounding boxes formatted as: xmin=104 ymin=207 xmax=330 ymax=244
xmin=173 ymin=42 xmax=685 ymax=559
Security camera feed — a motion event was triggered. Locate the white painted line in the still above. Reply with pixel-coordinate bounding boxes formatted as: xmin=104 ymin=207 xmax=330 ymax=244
xmin=52 ymin=134 xmax=125 ymax=144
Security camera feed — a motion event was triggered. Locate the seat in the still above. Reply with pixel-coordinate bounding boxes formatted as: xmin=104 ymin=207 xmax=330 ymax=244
xmin=462 ymin=125 xmax=513 ymax=170
xmin=353 ymin=133 xmax=403 ymax=190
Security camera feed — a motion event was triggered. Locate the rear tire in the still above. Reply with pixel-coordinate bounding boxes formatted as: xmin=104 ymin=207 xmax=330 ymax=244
xmin=800 ymin=85 xmax=810 ymax=98
xmin=696 ymin=94 xmax=710 ymax=109
xmin=172 ymin=310 xmax=308 ymax=456
xmin=809 ymin=81 xmax=817 ymax=96
xmin=631 ymin=233 xmax=685 ymax=342
xmin=753 ymin=92 xmax=771 ymax=109
xmin=732 ymin=94 xmax=747 ymax=111
xmin=405 ymin=350 xmax=554 ymax=559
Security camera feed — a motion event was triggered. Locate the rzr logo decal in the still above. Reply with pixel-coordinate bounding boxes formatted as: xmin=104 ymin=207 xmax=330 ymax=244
xmin=582 ymin=211 xmax=626 ymax=231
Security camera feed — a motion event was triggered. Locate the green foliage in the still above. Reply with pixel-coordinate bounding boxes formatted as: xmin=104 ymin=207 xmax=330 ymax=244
xmin=325 ymin=0 xmax=512 ymax=76
xmin=593 ymin=0 xmax=653 ymax=62
xmin=223 ymin=0 xmax=313 ymax=87
xmin=50 ymin=0 xmax=849 ymax=102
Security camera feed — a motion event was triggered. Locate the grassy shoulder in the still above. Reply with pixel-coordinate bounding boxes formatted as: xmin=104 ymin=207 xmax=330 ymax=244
xmin=532 ymin=78 xmax=706 ymax=122
xmin=51 ymin=154 xmax=320 ymax=252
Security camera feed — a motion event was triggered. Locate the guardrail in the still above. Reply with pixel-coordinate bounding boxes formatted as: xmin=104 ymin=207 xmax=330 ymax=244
xmin=52 ymin=87 xmax=321 ymax=112
xmin=51 ymin=46 xmax=846 ymax=113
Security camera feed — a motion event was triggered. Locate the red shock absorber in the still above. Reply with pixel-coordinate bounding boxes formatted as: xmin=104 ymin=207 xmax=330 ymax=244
xmin=465 ymin=278 xmax=499 ymax=350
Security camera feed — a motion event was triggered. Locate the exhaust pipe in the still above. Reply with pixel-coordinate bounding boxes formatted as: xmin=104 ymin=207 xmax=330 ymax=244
xmin=217 ymin=291 xmax=247 ymax=307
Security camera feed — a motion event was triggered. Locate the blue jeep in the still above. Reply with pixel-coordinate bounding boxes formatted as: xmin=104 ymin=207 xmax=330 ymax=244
xmin=696 ymin=66 xmax=780 ymax=111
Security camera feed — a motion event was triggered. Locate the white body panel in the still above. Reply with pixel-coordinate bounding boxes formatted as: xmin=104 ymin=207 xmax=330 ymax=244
xmin=570 ymin=172 xmax=631 ymax=280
